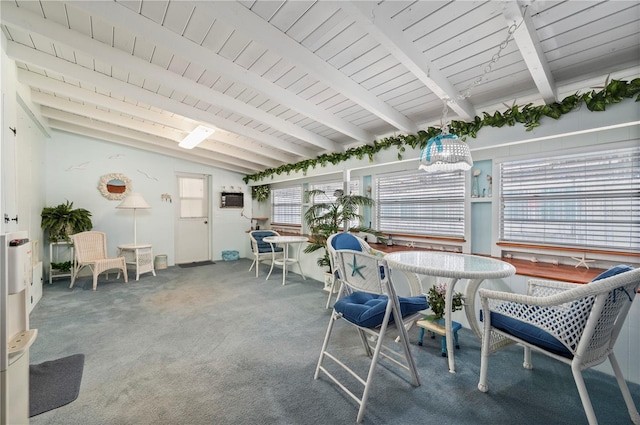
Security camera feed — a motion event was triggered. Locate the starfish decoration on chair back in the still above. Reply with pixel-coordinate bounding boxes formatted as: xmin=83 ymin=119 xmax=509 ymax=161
xmin=348 ymin=254 xmax=366 ymax=279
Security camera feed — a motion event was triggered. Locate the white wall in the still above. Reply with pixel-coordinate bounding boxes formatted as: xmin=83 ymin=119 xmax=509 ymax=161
xmin=44 ymin=130 xmax=252 ymax=266
xmin=1 ymin=36 xmax=48 ymax=257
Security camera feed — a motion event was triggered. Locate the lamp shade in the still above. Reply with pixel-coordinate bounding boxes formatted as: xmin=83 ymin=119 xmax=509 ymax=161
xmin=116 ymin=192 xmax=151 ymax=209
xmin=419 ymin=134 xmax=473 ymax=172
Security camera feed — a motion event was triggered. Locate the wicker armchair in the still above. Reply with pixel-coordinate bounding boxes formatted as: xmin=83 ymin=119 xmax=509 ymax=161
xmin=248 ymin=230 xmax=283 ymax=278
xmin=478 ymin=266 xmax=640 ymax=425
xmin=70 ymin=231 xmax=128 ymax=291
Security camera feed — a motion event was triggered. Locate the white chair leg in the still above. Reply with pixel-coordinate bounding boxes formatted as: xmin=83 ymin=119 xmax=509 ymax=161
xmin=314 ymin=311 xmax=338 ymax=380
xmin=523 ymin=346 xmax=533 ymax=369
xmin=478 ymin=327 xmax=492 ymax=392
xmin=572 ymin=362 xmax=598 ymax=425
xmin=609 ymin=352 xmax=640 ymax=424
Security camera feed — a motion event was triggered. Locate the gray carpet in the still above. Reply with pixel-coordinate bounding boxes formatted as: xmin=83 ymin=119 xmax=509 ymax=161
xmin=28 ymin=259 xmax=639 ymax=424
xmin=30 ymin=354 xmax=84 ymax=416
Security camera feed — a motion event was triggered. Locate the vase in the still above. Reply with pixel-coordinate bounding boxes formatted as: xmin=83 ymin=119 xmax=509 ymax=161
xmin=472 ymin=176 xmax=479 ymax=197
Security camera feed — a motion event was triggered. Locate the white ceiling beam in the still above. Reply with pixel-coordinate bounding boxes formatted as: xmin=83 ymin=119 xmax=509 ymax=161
xmin=47 ymin=120 xmax=255 ymax=174
xmin=17 ymin=69 xmax=291 ymax=166
xmin=37 ymin=102 xmax=281 ymax=170
xmin=41 ymin=109 xmax=267 ymax=172
xmin=502 ymin=1 xmax=557 ymax=104
xmin=1 ymin=3 xmax=340 ymax=153
xmin=194 ymin=1 xmax=418 ymax=134
xmin=342 ymin=1 xmax=476 ymax=121
xmin=72 ymin=1 xmax=372 ymax=144
xmin=5 ymin=41 xmax=316 ymax=159
xmin=18 ymin=69 xmax=194 ymax=131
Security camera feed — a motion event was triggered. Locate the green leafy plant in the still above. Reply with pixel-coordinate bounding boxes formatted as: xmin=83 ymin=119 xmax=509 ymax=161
xmin=41 ymin=201 xmax=93 ymax=243
xmin=50 ymin=261 xmax=72 ymax=272
xmin=427 ymin=282 xmax=464 ymax=320
xmin=303 ymin=189 xmax=384 ymax=271
xmin=251 ymin=185 xmax=270 ymax=203
xmin=243 ymin=78 xmax=640 ymax=183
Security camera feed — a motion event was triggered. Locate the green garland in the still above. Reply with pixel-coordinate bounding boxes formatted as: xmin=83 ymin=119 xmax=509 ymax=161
xmin=251 ymin=185 xmax=270 ymax=202
xmin=244 ymin=78 xmax=640 ymax=183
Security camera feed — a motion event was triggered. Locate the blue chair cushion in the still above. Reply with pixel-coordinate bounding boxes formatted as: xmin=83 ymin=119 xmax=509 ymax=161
xmin=252 ymin=231 xmax=283 ymax=253
xmin=488 ymin=265 xmax=636 ymax=359
xmin=334 ymin=291 xmax=428 ymax=328
xmin=331 ymin=233 xmax=363 ymax=252
xmin=591 ymin=265 xmax=633 ymax=282
xmin=489 ymin=310 xmax=572 ymax=358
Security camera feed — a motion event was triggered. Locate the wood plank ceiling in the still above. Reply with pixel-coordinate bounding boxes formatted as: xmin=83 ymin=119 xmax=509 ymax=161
xmin=1 ymin=1 xmax=638 ymax=175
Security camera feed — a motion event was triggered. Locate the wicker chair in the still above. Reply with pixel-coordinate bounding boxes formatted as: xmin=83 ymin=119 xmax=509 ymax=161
xmin=248 ymin=230 xmax=283 ymax=278
xmin=70 ymin=231 xmax=128 ymax=291
xmin=478 ymin=266 xmax=640 ymax=425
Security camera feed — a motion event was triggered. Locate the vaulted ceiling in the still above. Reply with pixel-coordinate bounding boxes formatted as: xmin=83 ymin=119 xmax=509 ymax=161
xmin=2 ymin=1 xmax=638 ymax=175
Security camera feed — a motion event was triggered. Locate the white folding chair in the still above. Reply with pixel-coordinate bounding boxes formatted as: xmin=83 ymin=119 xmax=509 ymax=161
xmin=314 ymin=249 xmax=427 ymax=423
xmin=478 ymin=266 xmax=640 ymax=425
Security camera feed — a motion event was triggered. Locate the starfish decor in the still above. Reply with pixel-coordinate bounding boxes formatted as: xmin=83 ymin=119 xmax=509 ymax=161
xmin=348 ymin=254 xmax=366 ymax=279
xmin=571 ymin=253 xmax=595 ymax=269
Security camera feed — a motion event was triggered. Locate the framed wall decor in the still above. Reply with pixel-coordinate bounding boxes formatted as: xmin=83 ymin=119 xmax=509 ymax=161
xmin=98 ymin=173 xmax=131 ymax=200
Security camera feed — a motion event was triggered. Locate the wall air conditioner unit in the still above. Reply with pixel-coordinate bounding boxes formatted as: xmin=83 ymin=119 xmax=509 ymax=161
xmin=220 ymin=192 xmax=244 ymax=209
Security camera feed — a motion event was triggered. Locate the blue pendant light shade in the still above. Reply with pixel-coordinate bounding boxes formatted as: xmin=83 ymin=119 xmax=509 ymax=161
xmin=419 ymin=134 xmax=473 ymax=172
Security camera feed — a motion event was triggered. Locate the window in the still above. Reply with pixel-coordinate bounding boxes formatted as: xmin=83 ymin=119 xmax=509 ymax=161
xmin=309 ymin=181 xmax=360 ymax=202
xmin=375 ymin=170 xmax=465 ymax=237
xmin=271 ymin=186 xmax=302 ymax=226
xmin=499 ymin=146 xmax=639 ymax=252
xmin=309 ymin=180 xmax=361 ymax=228
xmin=178 ymin=176 xmax=206 ymax=218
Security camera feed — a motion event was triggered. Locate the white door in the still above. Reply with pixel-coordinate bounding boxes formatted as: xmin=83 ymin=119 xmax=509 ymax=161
xmin=175 ymin=174 xmax=210 ymax=264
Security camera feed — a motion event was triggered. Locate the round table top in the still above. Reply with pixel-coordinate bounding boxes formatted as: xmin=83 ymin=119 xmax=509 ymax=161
xmin=263 ymin=235 xmax=309 ymax=244
xmin=385 ymin=251 xmax=515 ymax=280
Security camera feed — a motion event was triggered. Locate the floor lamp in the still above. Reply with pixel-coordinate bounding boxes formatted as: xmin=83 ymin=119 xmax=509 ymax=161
xmin=116 ymin=192 xmax=151 ymax=245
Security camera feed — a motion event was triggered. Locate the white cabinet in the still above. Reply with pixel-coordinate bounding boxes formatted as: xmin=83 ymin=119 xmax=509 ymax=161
xmin=49 ymin=242 xmax=74 ymax=284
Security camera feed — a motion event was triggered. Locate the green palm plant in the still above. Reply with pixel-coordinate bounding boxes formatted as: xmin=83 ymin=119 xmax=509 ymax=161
xmin=41 ymin=201 xmax=93 ymax=243
xmin=303 ymin=189 xmax=384 ymax=270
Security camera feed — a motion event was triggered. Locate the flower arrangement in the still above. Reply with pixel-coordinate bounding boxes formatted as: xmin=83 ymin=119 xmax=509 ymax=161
xmin=427 ymin=282 xmax=464 ymax=320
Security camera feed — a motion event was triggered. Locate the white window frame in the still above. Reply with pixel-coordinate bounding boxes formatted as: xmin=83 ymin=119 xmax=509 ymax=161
xmin=499 ymin=146 xmax=640 ymax=252
xmin=271 ymin=186 xmax=302 ymax=227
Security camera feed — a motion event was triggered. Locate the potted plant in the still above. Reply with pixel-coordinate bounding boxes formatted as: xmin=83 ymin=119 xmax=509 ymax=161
xmin=303 ymin=188 xmax=384 ymax=272
xmin=426 ymin=282 xmax=464 ymax=321
xmin=41 ymin=201 xmax=93 ymax=243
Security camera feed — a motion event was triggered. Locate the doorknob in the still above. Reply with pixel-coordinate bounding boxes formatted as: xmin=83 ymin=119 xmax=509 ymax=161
xmin=204 ymin=220 xmax=208 ymax=224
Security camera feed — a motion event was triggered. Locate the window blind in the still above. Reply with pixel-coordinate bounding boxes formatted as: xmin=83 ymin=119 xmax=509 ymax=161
xmin=500 ymin=146 xmax=640 ymax=251
xmin=375 ymin=169 xmax=465 ymax=237
xmin=271 ymin=186 xmax=302 ymax=226
xmin=309 ymin=181 xmax=359 ymax=202
xmin=309 ymin=180 xmax=360 ymax=228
